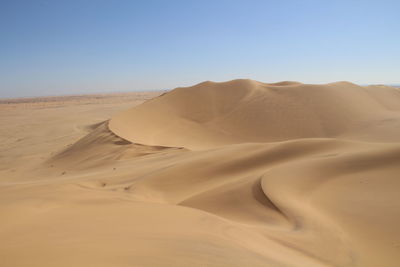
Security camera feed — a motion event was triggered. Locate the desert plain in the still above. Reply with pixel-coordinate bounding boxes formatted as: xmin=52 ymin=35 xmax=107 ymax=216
xmin=1 ymin=79 xmax=400 ymax=266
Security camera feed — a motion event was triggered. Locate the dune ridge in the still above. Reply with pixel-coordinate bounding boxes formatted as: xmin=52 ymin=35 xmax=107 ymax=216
xmin=109 ymin=79 xmax=400 ymax=149
xmin=1 ymin=81 xmax=400 ymax=266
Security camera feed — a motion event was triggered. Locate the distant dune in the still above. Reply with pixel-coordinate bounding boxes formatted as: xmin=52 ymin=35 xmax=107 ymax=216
xmin=109 ymin=79 xmax=400 ymax=149
xmin=1 ymin=81 xmax=400 ymax=267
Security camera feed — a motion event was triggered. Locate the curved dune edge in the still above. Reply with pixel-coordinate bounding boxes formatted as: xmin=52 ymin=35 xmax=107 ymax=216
xmin=109 ymin=79 xmax=400 ymax=150
xmin=45 ymin=122 xmax=400 ymax=266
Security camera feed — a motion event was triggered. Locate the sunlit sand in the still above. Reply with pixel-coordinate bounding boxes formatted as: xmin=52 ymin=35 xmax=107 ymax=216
xmin=1 ymin=80 xmax=400 ymax=266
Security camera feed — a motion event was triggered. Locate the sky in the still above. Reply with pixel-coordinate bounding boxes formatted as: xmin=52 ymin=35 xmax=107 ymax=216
xmin=0 ymin=0 xmax=399 ymax=98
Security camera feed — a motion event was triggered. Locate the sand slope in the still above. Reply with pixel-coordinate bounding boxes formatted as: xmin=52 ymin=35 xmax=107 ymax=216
xmin=109 ymin=79 xmax=400 ymax=149
xmin=1 ymin=81 xmax=400 ymax=267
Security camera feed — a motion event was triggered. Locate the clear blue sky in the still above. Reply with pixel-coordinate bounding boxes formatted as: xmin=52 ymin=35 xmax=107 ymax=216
xmin=1 ymin=0 xmax=399 ymax=97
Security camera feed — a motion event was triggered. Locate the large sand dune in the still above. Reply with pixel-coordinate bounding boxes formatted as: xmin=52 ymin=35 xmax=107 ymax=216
xmin=1 ymin=81 xmax=400 ymax=266
xmin=110 ymin=79 xmax=400 ymax=148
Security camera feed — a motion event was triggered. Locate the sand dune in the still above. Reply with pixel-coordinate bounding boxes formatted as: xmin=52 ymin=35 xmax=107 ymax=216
xmin=1 ymin=81 xmax=400 ymax=266
xmin=109 ymin=79 xmax=400 ymax=149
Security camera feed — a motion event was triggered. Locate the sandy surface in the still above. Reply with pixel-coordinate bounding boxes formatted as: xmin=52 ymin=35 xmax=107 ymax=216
xmin=1 ymin=80 xmax=400 ymax=266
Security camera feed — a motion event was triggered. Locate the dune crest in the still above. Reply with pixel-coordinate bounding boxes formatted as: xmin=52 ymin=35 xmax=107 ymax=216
xmin=109 ymin=79 xmax=400 ymax=149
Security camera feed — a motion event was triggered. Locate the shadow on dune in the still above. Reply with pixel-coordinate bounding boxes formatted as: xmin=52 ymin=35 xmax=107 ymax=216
xmin=43 ymin=80 xmax=400 ymax=266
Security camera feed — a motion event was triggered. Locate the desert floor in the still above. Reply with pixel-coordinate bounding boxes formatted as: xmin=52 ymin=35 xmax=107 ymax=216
xmin=1 ymin=80 xmax=400 ymax=267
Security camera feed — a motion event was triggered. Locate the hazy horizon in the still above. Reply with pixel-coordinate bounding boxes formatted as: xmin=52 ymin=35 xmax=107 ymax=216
xmin=1 ymin=81 xmax=400 ymax=100
xmin=1 ymin=0 xmax=399 ymax=98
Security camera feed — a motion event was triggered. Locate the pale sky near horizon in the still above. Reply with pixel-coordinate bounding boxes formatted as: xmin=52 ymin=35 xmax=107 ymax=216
xmin=1 ymin=0 xmax=399 ymax=98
